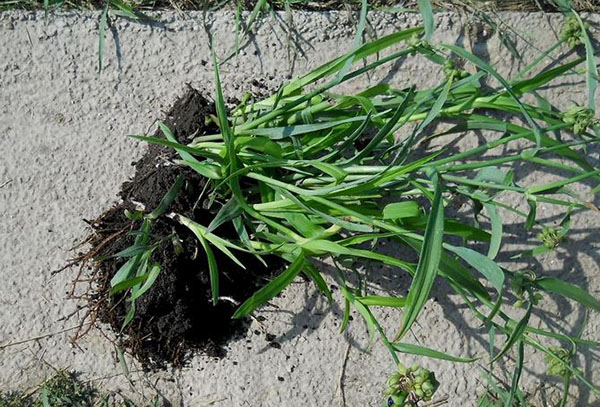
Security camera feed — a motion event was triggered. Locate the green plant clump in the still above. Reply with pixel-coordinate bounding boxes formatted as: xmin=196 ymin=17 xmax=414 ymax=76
xmin=385 ymin=362 xmax=439 ymax=406
xmin=106 ymin=3 xmax=600 ymax=405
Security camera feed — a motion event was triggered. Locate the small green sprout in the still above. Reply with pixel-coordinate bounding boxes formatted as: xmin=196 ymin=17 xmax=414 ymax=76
xmin=545 ymin=347 xmax=571 ymax=377
xmin=561 ymin=16 xmax=588 ymax=48
xmin=562 ymin=106 xmax=598 ymax=136
xmin=384 ymin=362 xmax=439 ymax=406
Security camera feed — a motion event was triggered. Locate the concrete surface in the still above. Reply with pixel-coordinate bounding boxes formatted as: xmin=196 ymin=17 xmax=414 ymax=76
xmin=1 ymin=9 xmax=600 ymax=407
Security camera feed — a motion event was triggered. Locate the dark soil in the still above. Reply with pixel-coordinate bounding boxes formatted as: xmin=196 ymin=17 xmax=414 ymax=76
xmin=84 ymin=87 xmax=281 ymax=369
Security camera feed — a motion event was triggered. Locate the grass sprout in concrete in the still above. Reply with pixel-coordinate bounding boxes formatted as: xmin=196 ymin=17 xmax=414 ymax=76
xmin=103 ymin=2 xmax=600 ymax=405
xmin=0 ymin=370 xmax=165 ymax=407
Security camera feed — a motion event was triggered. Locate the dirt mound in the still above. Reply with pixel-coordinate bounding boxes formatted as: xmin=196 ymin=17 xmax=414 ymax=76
xmin=82 ymin=87 xmax=281 ymax=369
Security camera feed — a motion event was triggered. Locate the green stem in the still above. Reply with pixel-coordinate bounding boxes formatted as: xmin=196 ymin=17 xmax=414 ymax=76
xmin=513 ymin=40 xmax=565 ymax=81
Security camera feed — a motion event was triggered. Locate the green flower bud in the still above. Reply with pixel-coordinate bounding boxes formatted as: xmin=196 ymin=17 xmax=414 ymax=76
xmin=545 ymin=347 xmax=570 ymax=377
xmin=408 ymin=33 xmax=429 ymax=50
xmin=561 ymin=16 xmax=588 ymax=48
xmin=415 ymin=389 xmax=425 ymax=399
xmin=563 ymin=106 xmax=597 ymax=136
xmin=410 ymin=363 xmax=419 ymax=372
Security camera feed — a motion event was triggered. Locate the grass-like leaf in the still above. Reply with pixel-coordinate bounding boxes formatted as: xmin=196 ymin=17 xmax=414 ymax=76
xmin=536 ymin=277 xmax=600 ymax=312
xmin=393 ymin=342 xmax=479 ymax=363
xmin=233 ymin=253 xmax=306 ymax=318
xmin=447 ymin=245 xmax=504 ymax=293
xmin=397 ymin=170 xmax=444 ymax=340
xmin=417 ymin=0 xmax=434 ymax=41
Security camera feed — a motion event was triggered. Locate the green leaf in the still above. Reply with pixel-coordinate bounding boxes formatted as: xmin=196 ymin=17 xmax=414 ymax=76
xmin=525 ymin=199 xmax=536 ymax=231
xmin=259 ymin=27 xmax=424 ymax=104
xmin=159 ymin=120 xmax=204 ymax=164
xmin=397 ymin=171 xmax=444 ymax=340
xmin=443 ymin=44 xmax=542 ymax=147
xmin=417 ymin=0 xmax=434 ymax=41
xmin=447 ymin=245 xmax=505 ymax=293
xmin=505 ymin=342 xmax=525 ymax=407
xmin=535 ymin=277 xmax=600 ymax=312
xmin=110 ymin=275 xmax=148 ymax=295
xmin=484 ymin=203 xmax=502 ymax=259
xmin=573 ymin=12 xmax=598 ymax=112
xmin=233 ymin=253 xmax=306 ymax=318
xmin=207 ymin=198 xmax=243 ymax=233
xmin=197 ymin=231 xmax=219 ymax=305
xmin=284 ymin=213 xmax=325 ymax=238
xmin=393 ymin=342 xmax=479 ymax=363
xmin=179 ymin=215 xmax=246 ymax=270
xmin=357 ymin=295 xmax=406 ymax=308
xmin=383 ymin=201 xmax=420 ymax=220
xmin=240 ymin=115 xmax=372 ymax=139
xmin=121 ymin=301 xmax=136 ymax=330
xmin=310 ymin=162 xmax=348 ymax=184
xmin=494 ymin=296 xmax=533 ymax=362
xmin=303 ymin=262 xmax=333 ymax=303
xmin=130 ymin=263 xmax=161 ymax=301
xmin=237 ymin=136 xmax=283 ymax=158
xmin=146 ymin=175 xmax=184 ymax=220
xmin=130 ymin=135 xmax=214 ymax=159
xmin=110 ymin=257 xmax=137 ymax=287
xmin=177 ymin=159 xmax=222 ymax=180
xmin=112 ymin=244 xmax=156 ymax=259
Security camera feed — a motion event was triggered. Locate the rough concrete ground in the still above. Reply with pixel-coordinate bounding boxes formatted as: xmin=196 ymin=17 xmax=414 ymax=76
xmin=0 ymin=9 xmax=599 ymax=407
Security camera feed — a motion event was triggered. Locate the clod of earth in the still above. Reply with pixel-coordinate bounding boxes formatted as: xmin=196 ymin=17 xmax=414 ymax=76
xmin=79 ymin=88 xmax=282 ymax=369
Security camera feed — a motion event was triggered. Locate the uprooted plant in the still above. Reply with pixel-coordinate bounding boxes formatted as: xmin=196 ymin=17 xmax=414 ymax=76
xmin=96 ymin=3 xmax=600 ymax=405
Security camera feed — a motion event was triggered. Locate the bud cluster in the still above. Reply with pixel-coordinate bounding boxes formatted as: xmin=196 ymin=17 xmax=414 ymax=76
xmin=537 ymin=226 xmax=564 ymax=250
xmin=562 ymin=106 xmax=598 ymax=136
xmin=561 ymin=16 xmax=588 ymax=48
xmin=443 ymin=60 xmax=469 ymax=82
xmin=545 ymin=347 xmax=570 ymax=377
xmin=408 ymin=34 xmax=429 ymax=53
xmin=512 ymin=271 xmax=542 ymax=309
xmin=385 ymin=362 xmax=439 ymax=406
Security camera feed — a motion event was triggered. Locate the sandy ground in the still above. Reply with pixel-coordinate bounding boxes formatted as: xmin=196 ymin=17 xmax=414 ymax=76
xmin=1 ymin=9 xmax=600 ymax=407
